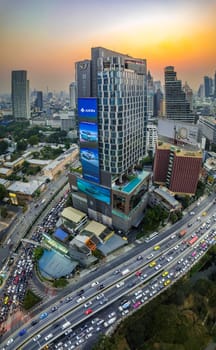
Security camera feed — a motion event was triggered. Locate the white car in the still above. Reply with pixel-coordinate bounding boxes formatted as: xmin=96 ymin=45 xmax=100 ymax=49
xmin=6 ymin=338 xmax=14 ymax=346
xmin=91 ymin=281 xmax=99 ymax=287
xmin=76 ymin=296 xmax=85 ymax=303
xmin=33 ymin=334 xmax=41 ymax=341
xmin=84 ymin=301 xmax=92 ymax=308
xmin=116 ymin=281 xmax=125 ymax=288
xmin=96 ymin=293 xmax=104 ymax=300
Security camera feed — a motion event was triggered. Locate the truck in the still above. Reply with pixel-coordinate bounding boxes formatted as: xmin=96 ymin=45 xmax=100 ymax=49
xmin=179 ymin=229 xmax=187 ymax=238
xmin=118 ymin=301 xmax=131 ymax=312
xmin=104 ymin=317 xmax=117 ymax=328
xmin=121 ymin=268 xmax=130 ymax=276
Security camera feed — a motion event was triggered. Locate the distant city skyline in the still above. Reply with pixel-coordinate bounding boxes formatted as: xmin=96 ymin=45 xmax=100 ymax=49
xmin=1 ymin=0 xmax=216 ymax=94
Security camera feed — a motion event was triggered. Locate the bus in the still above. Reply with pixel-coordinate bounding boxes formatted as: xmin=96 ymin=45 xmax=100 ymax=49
xmin=188 ymin=235 xmax=198 ymax=246
xmin=145 ymin=232 xmax=158 ymax=243
xmin=179 ymin=229 xmax=187 ymax=238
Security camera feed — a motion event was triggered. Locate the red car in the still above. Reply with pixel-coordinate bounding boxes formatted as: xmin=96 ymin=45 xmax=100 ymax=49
xmin=135 ymin=271 xmax=142 ymax=277
xmin=85 ymin=308 xmax=93 ymax=315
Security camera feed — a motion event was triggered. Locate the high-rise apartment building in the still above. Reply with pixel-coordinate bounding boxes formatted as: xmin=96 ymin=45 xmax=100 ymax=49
xmin=11 ymin=70 xmax=30 ymax=120
xmin=69 ymin=47 xmax=149 ymax=232
xmin=164 ymin=66 xmax=194 ymax=123
xmin=214 ymin=72 xmax=216 ymax=98
xmin=153 ymin=142 xmax=202 ymax=195
xmin=147 ymin=71 xmax=154 ymax=118
xmin=34 ymin=91 xmax=43 ymax=111
xmin=204 ymin=76 xmax=213 ymax=98
xmin=69 ymin=82 xmax=76 ymax=109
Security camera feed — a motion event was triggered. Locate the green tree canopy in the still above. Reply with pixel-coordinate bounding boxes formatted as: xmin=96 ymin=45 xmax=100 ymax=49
xmin=0 ymin=184 xmax=7 ymax=201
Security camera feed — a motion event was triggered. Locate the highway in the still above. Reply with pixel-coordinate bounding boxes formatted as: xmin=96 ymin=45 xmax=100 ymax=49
xmin=2 ymin=195 xmax=215 ymax=350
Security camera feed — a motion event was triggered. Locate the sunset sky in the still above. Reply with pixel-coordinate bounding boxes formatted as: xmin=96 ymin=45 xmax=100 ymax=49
xmin=1 ymin=0 xmax=216 ymax=94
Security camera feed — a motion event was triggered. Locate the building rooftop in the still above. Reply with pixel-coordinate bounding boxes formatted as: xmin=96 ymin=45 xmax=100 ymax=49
xmin=61 ymin=207 xmax=86 ymax=224
xmin=0 ymin=167 xmax=11 ymax=175
xmin=4 ymin=157 xmax=24 ymax=168
xmin=83 ymin=221 xmax=106 ymax=236
xmin=154 ymin=187 xmax=180 ymax=207
xmin=27 ymin=159 xmax=51 ymax=166
xmin=43 ymin=146 xmax=78 ymax=171
xmin=7 ymin=180 xmax=44 ymax=195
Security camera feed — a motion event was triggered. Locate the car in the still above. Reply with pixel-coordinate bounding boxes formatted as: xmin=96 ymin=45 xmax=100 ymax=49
xmin=97 ymin=284 xmax=104 ymax=290
xmin=137 ymin=255 xmax=143 ymax=260
xmin=108 ymin=311 xmax=116 ymax=318
xmin=135 ymin=270 xmax=142 ymax=277
xmin=134 ymin=289 xmax=142 ymax=296
xmin=154 ymin=245 xmax=160 ymax=251
xmin=190 ymin=211 xmax=195 ymax=215
xmin=149 ymin=261 xmax=157 ymax=268
xmin=164 ymin=279 xmax=171 ymax=286
xmin=77 ymin=289 xmax=84 ymax=296
xmin=76 ymin=296 xmax=85 ymax=303
xmin=40 ymin=312 xmax=48 ymax=320
xmin=45 ymin=333 xmax=53 ymax=341
xmin=122 ymin=309 xmax=129 ymax=316
xmin=85 ymin=308 xmax=93 ymax=315
xmin=162 ymin=271 xmax=169 ymax=277
xmin=84 ymin=301 xmax=92 ymax=308
xmin=91 ymin=281 xmax=99 ymax=287
xmin=114 ymin=269 xmax=120 ymax=275
xmin=116 ymin=281 xmax=125 ymax=288
xmin=91 ymin=317 xmax=100 ymax=325
xmin=6 ymin=338 xmax=14 ymax=345
xmin=96 ymin=293 xmax=104 ymax=300
xmin=33 ymin=334 xmax=41 ymax=341
xmin=19 ymin=328 xmax=27 ymax=336
xmin=51 ymin=306 xmax=58 ymax=312
xmin=31 ymin=320 xmax=38 ymax=326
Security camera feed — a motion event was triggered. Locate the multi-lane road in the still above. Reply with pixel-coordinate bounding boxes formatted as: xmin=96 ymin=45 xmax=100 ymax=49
xmin=1 ymin=193 xmax=215 ymax=350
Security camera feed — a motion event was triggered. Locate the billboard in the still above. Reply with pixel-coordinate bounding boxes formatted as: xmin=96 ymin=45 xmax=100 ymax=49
xmin=79 ymin=121 xmax=98 ymax=144
xmin=80 ymin=147 xmax=100 ymax=183
xmin=78 ymin=98 xmax=97 ymax=119
xmin=77 ymin=178 xmax=111 ymax=205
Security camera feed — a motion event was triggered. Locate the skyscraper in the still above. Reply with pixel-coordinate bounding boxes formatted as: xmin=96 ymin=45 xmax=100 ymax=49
xmin=69 ymin=47 xmax=149 ymax=232
xmin=69 ymin=82 xmax=76 ymax=109
xmin=164 ymin=66 xmax=194 ymax=123
xmin=204 ymin=76 xmax=213 ymax=98
xmin=11 ymin=70 xmax=30 ymax=120
xmin=34 ymin=91 xmax=43 ymax=111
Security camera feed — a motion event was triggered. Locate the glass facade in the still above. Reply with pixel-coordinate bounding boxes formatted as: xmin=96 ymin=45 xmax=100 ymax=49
xmin=97 ymin=56 xmax=147 ymax=175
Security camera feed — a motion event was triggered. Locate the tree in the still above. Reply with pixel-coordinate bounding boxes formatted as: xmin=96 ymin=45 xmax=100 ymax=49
xmin=17 ymin=139 xmax=28 ymax=151
xmin=0 ymin=140 xmax=8 ymax=154
xmin=0 ymin=184 xmax=7 ymax=201
xmin=28 ymin=135 xmax=39 ymax=146
xmin=33 ymin=247 xmax=44 ymax=261
xmin=0 ymin=206 xmax=8 ymax=218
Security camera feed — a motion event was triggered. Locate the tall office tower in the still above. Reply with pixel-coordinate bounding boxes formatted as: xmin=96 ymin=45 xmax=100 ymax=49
xmin=183 ymin=82 xmax=193 ymax=111
xmin=69 ymin=82 xmax=76 ymax=109
xmin=164 ymin=66 xmax=194 ymax=123
xmin=198 ymin=84 xmax=204 ymax=99
xmin=34 ymin=91 xmax=43 ymax=111
xmin=11 ymin=70 xmax=30 ymax=120
xmin=204 ymin=76 xmax=213 ymax=98
xmin=69 ymin=47 xmax=149 ymax=232
xmin=154 ymin=89 xmax=163 ymax=117
xmin=146 ymin=122 xmax=158 ymax=155
xmin=153 ymin=143 xmax=202 ymax=195
xmin=147 ymin=71 xmax=154 ymax=118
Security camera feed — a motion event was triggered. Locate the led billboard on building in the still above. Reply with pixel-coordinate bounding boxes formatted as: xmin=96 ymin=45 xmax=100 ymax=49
xmin=80 ymin=147 xmax=100 ymax=183
xmin=77 ymin=178 xmax=111 ymax=205
xmin=78 ymin=98 xmax=97 ymax=119
xmin=79 ymin=122 xmax=98 ymax=143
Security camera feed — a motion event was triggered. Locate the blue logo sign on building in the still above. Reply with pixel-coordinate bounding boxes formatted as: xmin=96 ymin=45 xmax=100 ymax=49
xmin=78 ymin=98 xmax=97 ymax=118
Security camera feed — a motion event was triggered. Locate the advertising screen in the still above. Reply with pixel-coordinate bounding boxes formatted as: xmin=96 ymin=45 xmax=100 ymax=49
xmin=78 ymin=98 xmax=97 ymax=119
xmin=80 ymin=147 xmax=100 ymax=183
xmin=77 ymin=178 xmax=111 ymax=205
xmin=79 ymin=122 xmax=98 ymax=144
